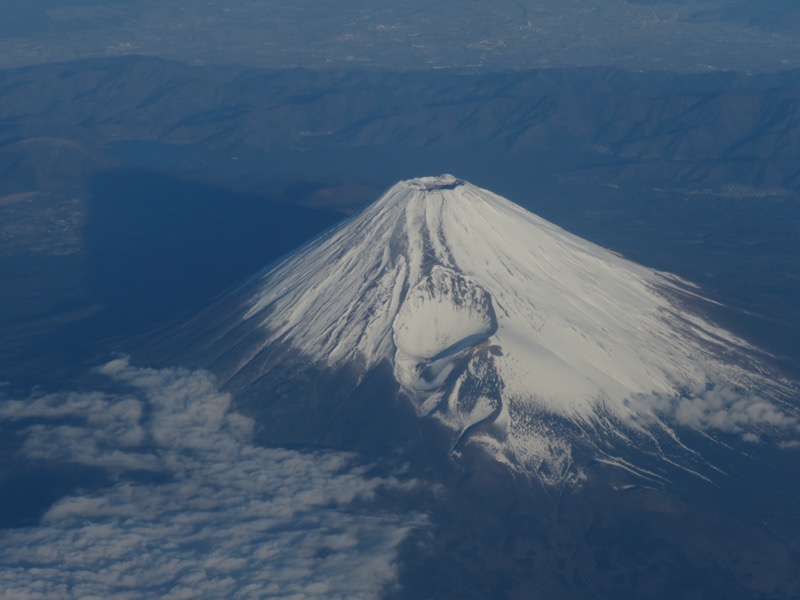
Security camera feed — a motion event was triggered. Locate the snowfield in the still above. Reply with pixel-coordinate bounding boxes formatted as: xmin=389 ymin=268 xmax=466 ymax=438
xmin=233 ymin=175 xmax=795 ymax=485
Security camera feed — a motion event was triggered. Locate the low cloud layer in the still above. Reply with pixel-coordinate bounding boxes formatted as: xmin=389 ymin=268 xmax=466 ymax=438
xmin=625 ymin=381 xmax=800 ymax=443
xmin=0 ymin=358 xmax=423 ymax=599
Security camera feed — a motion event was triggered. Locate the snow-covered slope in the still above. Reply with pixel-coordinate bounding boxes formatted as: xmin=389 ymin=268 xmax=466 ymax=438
xmin=212 ymin=175 xmax=792 ymax=485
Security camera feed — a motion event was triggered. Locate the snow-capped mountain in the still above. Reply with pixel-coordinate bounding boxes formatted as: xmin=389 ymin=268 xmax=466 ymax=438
xmin=171 ymin=175 xmax=794 ymax=486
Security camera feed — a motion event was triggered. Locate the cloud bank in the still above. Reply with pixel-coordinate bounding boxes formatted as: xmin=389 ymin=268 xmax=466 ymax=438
xmin=0 ymin=358 xmax=423 ymax=599
xmin=625 ymin=381 xmax=800 ymax=443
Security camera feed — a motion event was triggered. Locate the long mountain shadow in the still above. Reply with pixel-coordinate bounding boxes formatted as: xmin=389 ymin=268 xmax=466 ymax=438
xmin=16 ymin=168 xmax=343 ymax=372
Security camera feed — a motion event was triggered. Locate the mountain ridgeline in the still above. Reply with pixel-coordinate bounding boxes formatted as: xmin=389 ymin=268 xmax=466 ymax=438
xmin=1 ymin=56 xmax=800 ymax=194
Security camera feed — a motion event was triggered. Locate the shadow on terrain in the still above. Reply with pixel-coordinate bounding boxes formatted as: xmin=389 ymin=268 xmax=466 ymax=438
xmin=10 ymin=168 xmax=343 ymax=376
xmin=83 ymin=169 xmax=343 ymax=330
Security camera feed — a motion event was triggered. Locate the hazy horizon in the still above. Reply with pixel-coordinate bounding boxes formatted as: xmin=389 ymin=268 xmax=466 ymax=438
xmin=1 ymin=0 xmax=800 ymax=73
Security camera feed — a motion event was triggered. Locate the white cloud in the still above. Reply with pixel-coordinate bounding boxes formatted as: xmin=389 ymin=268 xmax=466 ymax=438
xmin=0 ymin=357 xmax=424 ymax=599
xmin=625 ymin=381 xmax=800 ymax=442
